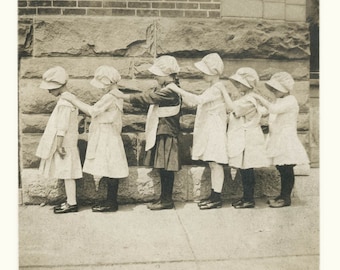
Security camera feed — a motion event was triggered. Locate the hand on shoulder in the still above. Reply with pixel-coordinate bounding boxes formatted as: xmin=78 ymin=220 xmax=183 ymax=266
xmin=61 ymin=92 xmax=76 ymax=102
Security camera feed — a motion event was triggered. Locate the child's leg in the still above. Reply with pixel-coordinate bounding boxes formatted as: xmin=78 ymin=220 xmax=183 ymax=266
xmin=148 ymin=169 xmax=174 ymax=210
xmin=64 ymin=179 xmax=77 ymax=205
xmin=271 ymin=165 xmax=295 ymax=207
xmin=54 ymin=179 xmax=78 ymax=214
xmin=233 ymin=168 xmax=255 ymax=209
xmin=199 ymin=162 xmax=223 ymax=210
xmin=92 ymin=177 xmax=119 ymax=212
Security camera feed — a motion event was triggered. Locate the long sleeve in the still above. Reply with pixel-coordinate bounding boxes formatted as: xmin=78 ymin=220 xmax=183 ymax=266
xmin=56 ymin=105 xmax=72 ymax=136
xmin=88 ymin=94 xmax=118 ymax=118
xmin=130 ymin=88 xmax=180 ymax=107
xmin=177 ymin=86 xmax=221 ymax=107
xmin=233 ymin=96 xmax=257 ymax=118
xmin=267 ymin=95 xmax=297 ymax=114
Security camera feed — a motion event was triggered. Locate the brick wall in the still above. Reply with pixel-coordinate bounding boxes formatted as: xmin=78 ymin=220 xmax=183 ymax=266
xmin=221 ymin=0 xmax=307 ymax=22
xmin=18 ymin=0 xmax=221 ymax=18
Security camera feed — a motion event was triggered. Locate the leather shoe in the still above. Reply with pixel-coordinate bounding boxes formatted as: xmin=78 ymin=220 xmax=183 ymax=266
xmin=231 ymin=198 xmax=244 ymax=207
xmin=269 ymin=198 xmax=291 ymax=208
xmin=54 ymin=203 xmax=78 ymax=214
xmin=199 ymin=200 xmax=222 ymax=210
xmin=92 ymin=202 xmax=118 ymax=212
xmin=233 ymin=200 xmax=255 ymax=209
xmin=53 ymin=202 xmax=67 ymax=211
xmin=267 ymin=196 xmax=283 ymax=205
xmin=197 ymin=198 xmax=211 ymax=207
xmin=147 ymin=201 xmax=174 ymax=210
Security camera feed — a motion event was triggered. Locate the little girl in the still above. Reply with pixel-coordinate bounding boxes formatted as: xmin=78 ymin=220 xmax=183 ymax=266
xmin=111 ymin=56 xmax=181 ymax=211
xmin=250 ymin=72 xmax=310 ymax=207
xmin=63 ymin=65 xmax=129 ymax=212
xmin=36 ymin=66 xmax=82 ymax=214
xmin=226 ymin=67 xmax=269 ymax=209
xmin=166 ymin=53 xmax=232 ymax=210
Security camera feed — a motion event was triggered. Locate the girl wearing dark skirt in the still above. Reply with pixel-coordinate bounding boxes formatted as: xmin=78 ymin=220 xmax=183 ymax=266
xmin=112 ymin=55 xmax=182 ymax=210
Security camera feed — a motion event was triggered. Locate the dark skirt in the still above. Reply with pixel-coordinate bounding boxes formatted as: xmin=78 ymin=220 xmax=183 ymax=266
xmin=144 ymin=135 xmax=181 ymax=171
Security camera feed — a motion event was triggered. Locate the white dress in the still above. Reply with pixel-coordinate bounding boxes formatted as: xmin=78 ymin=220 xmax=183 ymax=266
xmin=36 ymin=92 xmax=83 ymax=180
xmin=266 ymin=95 xmax=310 ymax=165
xmin=83 ymin=92 xmax=129 ymax=178
xmin=179 ymin=82 xmax=228 ymax=164
xmin=227 ymin=94 xmax=270 ymax=169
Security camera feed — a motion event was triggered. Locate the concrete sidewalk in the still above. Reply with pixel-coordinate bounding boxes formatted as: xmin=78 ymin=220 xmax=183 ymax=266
xmin=19 ymin=169 xmax=319 ymax=270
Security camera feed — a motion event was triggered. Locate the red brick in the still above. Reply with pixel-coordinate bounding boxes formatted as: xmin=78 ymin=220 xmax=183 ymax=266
xmin=160 ymin=9 xmax=184 ymax=17
xmin=87 ymin=8 xmax=112 ymax=15
xmin=103 ymin=1 xmax=127 ymax=8
xmin=78 ymin=1 xmax=102 ymax=7
xmin=111 ymin=9 xmax=136 ymax=16
xmin=53 ymin=1 xmax=76 ymax=7
xmin=29 ymin=1 xmax=51 ymax=7
xmin=62 ymin=8 xmax=86 ymax=15
xmin=200 ymin=3 xmax=220 ymax=9
xmin=176 ymin=3 xmax=198 ymax=9
xmin=137 ymin=9 xmax=159 ymax=17
xmin=128 ymin=2 xmax=151 ymax=8
xmin=208 ymin=10 xmax=220 ymax=17
xmin=19 ymin=1 xmax=28 ymax=7
xmin=152 ymin=2 xmax=175 ymax=9
xmin=37 ymin=7 xmax=61 ymax=14
xmin=184 ymin=10 xmax=208 ymax=17
xmin=18 ymin=8 xmax=37 ymax=15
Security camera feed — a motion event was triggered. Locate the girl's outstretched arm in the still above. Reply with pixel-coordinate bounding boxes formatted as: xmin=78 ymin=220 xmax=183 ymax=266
xmin=62 ymin=92 xmax=91 ymax=115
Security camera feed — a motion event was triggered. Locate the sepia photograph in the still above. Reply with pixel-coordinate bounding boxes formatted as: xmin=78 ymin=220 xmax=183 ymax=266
xmin=11 ymin=0 xmax=326 ymax=269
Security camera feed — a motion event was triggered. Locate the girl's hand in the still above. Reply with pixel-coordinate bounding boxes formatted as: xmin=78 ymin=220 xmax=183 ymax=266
xmin=248 ymin=92 xmax=260 ymax=99
xmin=57 ymin=146 xmax=66 ymax=159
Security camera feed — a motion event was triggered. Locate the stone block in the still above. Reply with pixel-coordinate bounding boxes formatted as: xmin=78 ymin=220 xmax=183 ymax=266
xmin=21 ymin=166 xmax=284 ymax=205
xmin=19 ymin=57 xmax=133 ymax=79
xmin=297 ymin=113 xmax=309 ymax=131
xmin=286 ymin=0 xmax=306 ymax=5
xmin=286 ymin=4 xmax=306 ymax=22
xmin=263 ymin=2 xmax=285 ymax=20
xmin=221 ymin=0 xmax=263 ymax=18
xmin=156 ymin=18 xmax=309 ymax=59
xmin=33 ymin=17 xmax=155 ymax=57
xmin=20 ymin=114 xmax=49 ymax=133
xmin=18 ymin=18 xmax=33 ymax=57
xmin=20 ymin=134 xmax=41 ymax=169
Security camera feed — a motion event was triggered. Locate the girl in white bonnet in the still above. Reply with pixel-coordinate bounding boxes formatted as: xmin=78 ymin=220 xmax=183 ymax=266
xmin=36 ymin=66 xmax=82 ymax=214
xmin=226 ymin=67 xmax=269 ymax=209
xmin=166 ymin=53 xmax=233 ymax=210
xmin=112 ymin=56 xmax=182 ymax=211
xmin=250 ymin=72 xmax=309 ymax=207
xmin=63 ymin=65 xmax=129 ymax=212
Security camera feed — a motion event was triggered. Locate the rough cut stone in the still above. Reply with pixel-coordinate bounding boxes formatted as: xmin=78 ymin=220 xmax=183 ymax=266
xmin=157 ymin=18 xmax=310 ymax=59
xmin=18 ymin=18 xmax=33 ymax=57
xmin=33 ymin=17 xmax=155 ymax=57
xmin=21 ymin=166 xmax=289 ymax=205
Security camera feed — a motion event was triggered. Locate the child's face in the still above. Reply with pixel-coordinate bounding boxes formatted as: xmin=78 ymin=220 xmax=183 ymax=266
xmin=155 ymin=75 xmax=172 ymax=86
xmin=266 ymin=85 xmax=286 ymax=98
xmin=48 ymin=87 xmax=61 ymax=97
xmin=230 ymin=80 xmax=251 ymax=93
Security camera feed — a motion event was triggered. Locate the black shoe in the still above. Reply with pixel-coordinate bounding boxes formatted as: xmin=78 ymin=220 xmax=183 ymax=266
xmin=53 ymin=202 xmax=67 ymax=211
xmin=231 ymin=198 xmax=244 ymax=207
xmin=233 ymin=200 xmax=255 ymax=209
xmin=267 ymin=196 xmax=283 ymax=205
xmin=197 ymin=198 xmax=211 ymax=207
xmin=54 ymin=203 xmax=78 ymax=214
xmin=269 ymin=198 xmax=291 ymax=208
xmin=92 ymin=202 xmax=118 ymax=212
xmin=147 ymin=201 xmax=174 ymax=210
xmin=199 ymin=200 xmax=222 ymax=210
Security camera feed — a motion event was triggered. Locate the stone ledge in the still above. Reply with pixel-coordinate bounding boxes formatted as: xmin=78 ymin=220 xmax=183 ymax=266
xmin=21 ymin=165 xmax=310 ymax=205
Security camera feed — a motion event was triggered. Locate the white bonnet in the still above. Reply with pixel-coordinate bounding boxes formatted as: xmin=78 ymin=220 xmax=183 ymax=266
xmin=91 ymin=65 xmax=121 ymax=88
xmin=229 ymin=67 xmax=259 ymax=89
xmin=40 ymin=66 xmax=68 ymax=90
xmin=194 ymin=53 xmax=224 ymax=76
xmin=265 ymin=72 xmax=294 ymax=93
xmin=148 ymin=55 xmax=180 ymax=76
